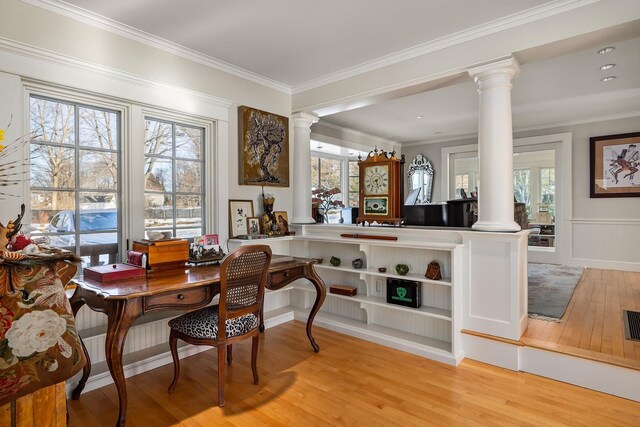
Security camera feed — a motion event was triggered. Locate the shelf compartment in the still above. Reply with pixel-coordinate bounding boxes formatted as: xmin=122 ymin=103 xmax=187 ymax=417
xmin=294 ymin=234 xmax=461 ymax=251
xmin=294 ymin=284 xmax=451 ymax=321
xmin=313 ymin=264 xmax=451 ymax=286
xmin=300 ymin=310 xmax=453 ymax=359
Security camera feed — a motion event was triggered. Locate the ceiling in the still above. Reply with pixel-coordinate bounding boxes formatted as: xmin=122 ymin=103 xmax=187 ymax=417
xmin=43 ymin=0 xmax=640 ymax=145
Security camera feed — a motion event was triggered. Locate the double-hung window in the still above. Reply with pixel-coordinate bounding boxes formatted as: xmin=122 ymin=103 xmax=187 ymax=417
xmin=144 ymin=118 xmax=205 ymax=238
xmin=29 ymin=95 xmax=121 ymax=267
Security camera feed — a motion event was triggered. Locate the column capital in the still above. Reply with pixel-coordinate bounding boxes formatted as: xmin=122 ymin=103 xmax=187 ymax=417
xmin=291 ymin=112 xmax=319 ymax=128
xmin=468 ymin=56 xmax=520 ymax=82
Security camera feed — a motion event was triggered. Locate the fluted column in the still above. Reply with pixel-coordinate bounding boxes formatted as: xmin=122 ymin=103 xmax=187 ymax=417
xmin=469 ymin=58 xmax=521 ymax=232
xmin=291 ymin=112 xmax=319 ymax=223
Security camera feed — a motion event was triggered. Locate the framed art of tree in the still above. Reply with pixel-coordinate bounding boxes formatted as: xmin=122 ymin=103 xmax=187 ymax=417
xmin=238 ymin=106 xmax=289 ymax=187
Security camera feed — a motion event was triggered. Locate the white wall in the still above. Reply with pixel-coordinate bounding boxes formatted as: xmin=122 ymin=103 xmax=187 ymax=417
xmin=403 ymin=116 xmax=640 ymax=271
xmin=0 ymin=0 xmax=293 ymax=241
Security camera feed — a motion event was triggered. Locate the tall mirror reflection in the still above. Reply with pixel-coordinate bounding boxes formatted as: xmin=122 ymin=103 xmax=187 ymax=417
xmin=407 ymin=154 xmax=434 ymax=204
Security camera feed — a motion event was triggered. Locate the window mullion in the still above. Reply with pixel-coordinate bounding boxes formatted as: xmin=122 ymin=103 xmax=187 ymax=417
xmin=172 ymin=123 xmax=178 ymax=236
xmin=74 ymin=104 xmax=81 ymax=254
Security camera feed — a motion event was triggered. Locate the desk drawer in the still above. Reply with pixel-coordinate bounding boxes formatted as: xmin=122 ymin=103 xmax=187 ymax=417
xmin=144 ymin=287 xmax=210 ymax=311
xmin=269 ymin=266 xmax=305 ymax=288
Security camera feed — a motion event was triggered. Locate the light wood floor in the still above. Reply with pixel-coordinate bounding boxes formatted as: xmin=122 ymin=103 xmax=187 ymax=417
xmin=68 ymin=321 xmax=640 ymax=427
xmin=522 ymin=268 xmax=640 ymax=370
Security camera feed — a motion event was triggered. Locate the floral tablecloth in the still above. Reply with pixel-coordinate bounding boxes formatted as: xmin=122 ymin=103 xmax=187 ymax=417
xmin=0 ymin=259 xmax=85 ymax=406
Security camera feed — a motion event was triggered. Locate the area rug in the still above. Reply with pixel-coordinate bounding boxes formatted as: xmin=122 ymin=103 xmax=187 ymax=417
xmin=528 ymin=263 xmax=584 ymax=321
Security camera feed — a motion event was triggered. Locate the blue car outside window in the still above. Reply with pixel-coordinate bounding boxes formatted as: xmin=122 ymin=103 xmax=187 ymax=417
xmin=79 ymin=212 xmax=118 ymax=231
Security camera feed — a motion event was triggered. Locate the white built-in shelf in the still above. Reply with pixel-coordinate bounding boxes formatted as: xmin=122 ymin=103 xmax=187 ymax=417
xmin=293 ymin=284 xmax=451 ymax=320
xmin=293 ymin=234 xmax=462 ymax=251
xmin=313 ymin=264 xmax=452 ymax=286
xmin=307 ymin=310 xmax=452 ymax=354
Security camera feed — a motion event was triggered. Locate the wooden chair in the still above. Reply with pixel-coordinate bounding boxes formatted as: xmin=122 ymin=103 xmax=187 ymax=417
xmin=167 ymin=245 xmax=272 ymax=406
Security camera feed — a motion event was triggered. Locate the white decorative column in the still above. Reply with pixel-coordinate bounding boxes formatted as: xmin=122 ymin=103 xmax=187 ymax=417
xmin=291 ymin=112 xmax=318 ymax=223
xmin=469 ymin=58 xmax=521 ymax=232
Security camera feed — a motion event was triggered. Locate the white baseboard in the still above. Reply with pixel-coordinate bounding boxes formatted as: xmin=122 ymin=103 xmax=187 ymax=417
xmin=462 ymin=334 xmax=521 ymax=371
xmin=463 ymin=334 xmax=640 ymax=402
xmin=521 ymin=347 xmax=640 ymax=402
xmin=571 ymin=257 xmax=640 ymax=272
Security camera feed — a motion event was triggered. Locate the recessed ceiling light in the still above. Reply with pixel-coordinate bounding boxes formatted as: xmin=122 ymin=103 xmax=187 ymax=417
xmin=600 ymin=63 xmax=616 ymax=70
xmin=316 ymin=145 xmax=323 ymax=149
xmin=348 ymin=152 xmax=355 ymax=155
xmin=434 ymin=131 xmax=442 ymax=135
xmin=601 ymin=76 xmax=617 ymax=82
xmin=597 ymin=46 xmax=615 ymax=54
xmin=416 ymin=115 xmax=424 ymax=119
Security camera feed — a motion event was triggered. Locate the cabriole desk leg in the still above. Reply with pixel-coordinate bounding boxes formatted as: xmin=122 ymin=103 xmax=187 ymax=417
xmin=105 ymin=300 xmax=142 ymax=427
xmin=304 ymin=266 xmax=327 ymax=352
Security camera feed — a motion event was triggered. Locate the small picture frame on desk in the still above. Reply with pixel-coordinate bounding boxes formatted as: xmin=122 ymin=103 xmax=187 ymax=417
xmin=229 ymin=200 xmax=254 ymax=238
xmin=274 ymin=211 xmax=289 ymax=234
xmin=247 ymin=217 xmax=261 ymax=236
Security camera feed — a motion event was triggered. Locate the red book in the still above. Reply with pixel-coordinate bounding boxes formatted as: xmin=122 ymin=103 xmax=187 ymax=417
xmin=83 ymin=263 xmax=146 ymax=283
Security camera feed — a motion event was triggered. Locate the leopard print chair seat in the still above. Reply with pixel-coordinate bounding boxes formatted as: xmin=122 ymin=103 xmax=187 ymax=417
xmin=168 ymin=306 xmax=258 ymax=340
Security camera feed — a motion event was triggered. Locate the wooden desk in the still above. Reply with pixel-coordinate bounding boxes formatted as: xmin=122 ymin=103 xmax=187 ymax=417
xmin=69 ymin=257 xmax=326 ymax=426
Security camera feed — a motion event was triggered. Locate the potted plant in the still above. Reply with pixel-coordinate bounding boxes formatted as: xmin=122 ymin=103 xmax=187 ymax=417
xmin=312 ymin=187 xmax=345 ymax=223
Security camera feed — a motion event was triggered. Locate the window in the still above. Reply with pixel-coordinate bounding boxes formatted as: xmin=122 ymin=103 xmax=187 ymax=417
xmin=348 ymin=160 xmax=359 ymax=207
xmin=513 ymin=169 xmax=531 ymax=216
xmin=311 ymin=155 xmax=342 ymax=195
xmin=455 ymin=173 xmax=469 ymax=198
xmin=144 ymin=118 xmax=204 ymax=238
xmin=540 ymin=168 xmax=556 ymax=218
xmin=29 ymin=96 xmax=120 ymax=267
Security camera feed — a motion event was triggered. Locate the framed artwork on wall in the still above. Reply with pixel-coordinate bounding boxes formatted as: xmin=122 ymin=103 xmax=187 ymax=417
xmin=238 ymin=106 xmax=289 ymax=187
xmin=228 ymin=199 xmax=254 ymax=237
xmin=590 ymin=132 xmax=640 ymax=198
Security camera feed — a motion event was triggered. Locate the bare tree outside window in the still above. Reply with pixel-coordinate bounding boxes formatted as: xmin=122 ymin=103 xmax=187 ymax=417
xmin=29 ymin=96 xmax=120 ymax=268
xmin=144 ymin=118 xmax=204 ymax=239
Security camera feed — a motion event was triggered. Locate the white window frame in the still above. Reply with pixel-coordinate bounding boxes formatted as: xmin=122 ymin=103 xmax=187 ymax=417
xmin=441 ymin=133 xmax=572 ymax=265
xmin=310 ymin=150 xmax=349 ymax=202
xmin=25 ymin=85 xmax=128 ymax=264
xmin=142 ymin=116 xmax=206 ymax=238
xmin=24 ymin=82 xmax=218 ymax=261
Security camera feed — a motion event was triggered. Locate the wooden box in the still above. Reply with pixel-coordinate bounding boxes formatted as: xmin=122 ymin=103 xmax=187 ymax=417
xmin=329 ymin=285 xmax=357 ymax=297
xmin=83 ymin=263 xmax=146 ymax=282
xmin=132 ymin=239 xmax=189 ymax=270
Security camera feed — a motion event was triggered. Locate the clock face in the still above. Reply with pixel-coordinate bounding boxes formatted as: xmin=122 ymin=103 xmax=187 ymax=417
xmin=364 ymin=165 xmax=389 ymax=195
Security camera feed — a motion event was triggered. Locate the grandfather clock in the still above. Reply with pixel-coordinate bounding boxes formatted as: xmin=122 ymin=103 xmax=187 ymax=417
xmin=357 ymin=148 xmax=405 ymax=226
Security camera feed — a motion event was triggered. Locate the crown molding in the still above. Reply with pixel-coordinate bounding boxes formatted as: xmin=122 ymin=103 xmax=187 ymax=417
xmin=19 ymin=0 xmax=292 ymax=94
xmin=314 ymin=121 xmax=396 ymax=146
xmin=292 ymin=0 xmax=599 ymax=94
xmin=0 ymin=37 xmax=233 ymax=111
xmin=399 ymin=109 xmax=640 ymax=147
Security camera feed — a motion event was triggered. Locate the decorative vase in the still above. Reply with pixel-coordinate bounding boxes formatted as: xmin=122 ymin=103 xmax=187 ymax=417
xmin=395 ymin=264 xmax=409 ymax=276
xmin=352 ymin=258 xmax=364 ymax=269
xmin=425 ymin=261 xmax=442 ymax=280
xmin=330 ymin=256 xmax=341 ymax=266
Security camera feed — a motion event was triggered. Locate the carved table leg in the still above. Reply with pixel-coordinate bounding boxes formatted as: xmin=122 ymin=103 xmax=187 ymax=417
xmin=105 ymin=300 xmax=142 ymax=427
xmin=70 ymin=296 xmax=90 ymax=400
xmin=304 ymin=265 xmax=327 ymax=353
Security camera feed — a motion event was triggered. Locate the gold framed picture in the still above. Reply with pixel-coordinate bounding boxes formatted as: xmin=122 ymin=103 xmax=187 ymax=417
xmin=590 ymin=132 xmax=640 ymax=198
xmin=273 ymin=211 xmax=289 ymax=234
xmin=238 ymin=106 xmax=289 ymax=187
